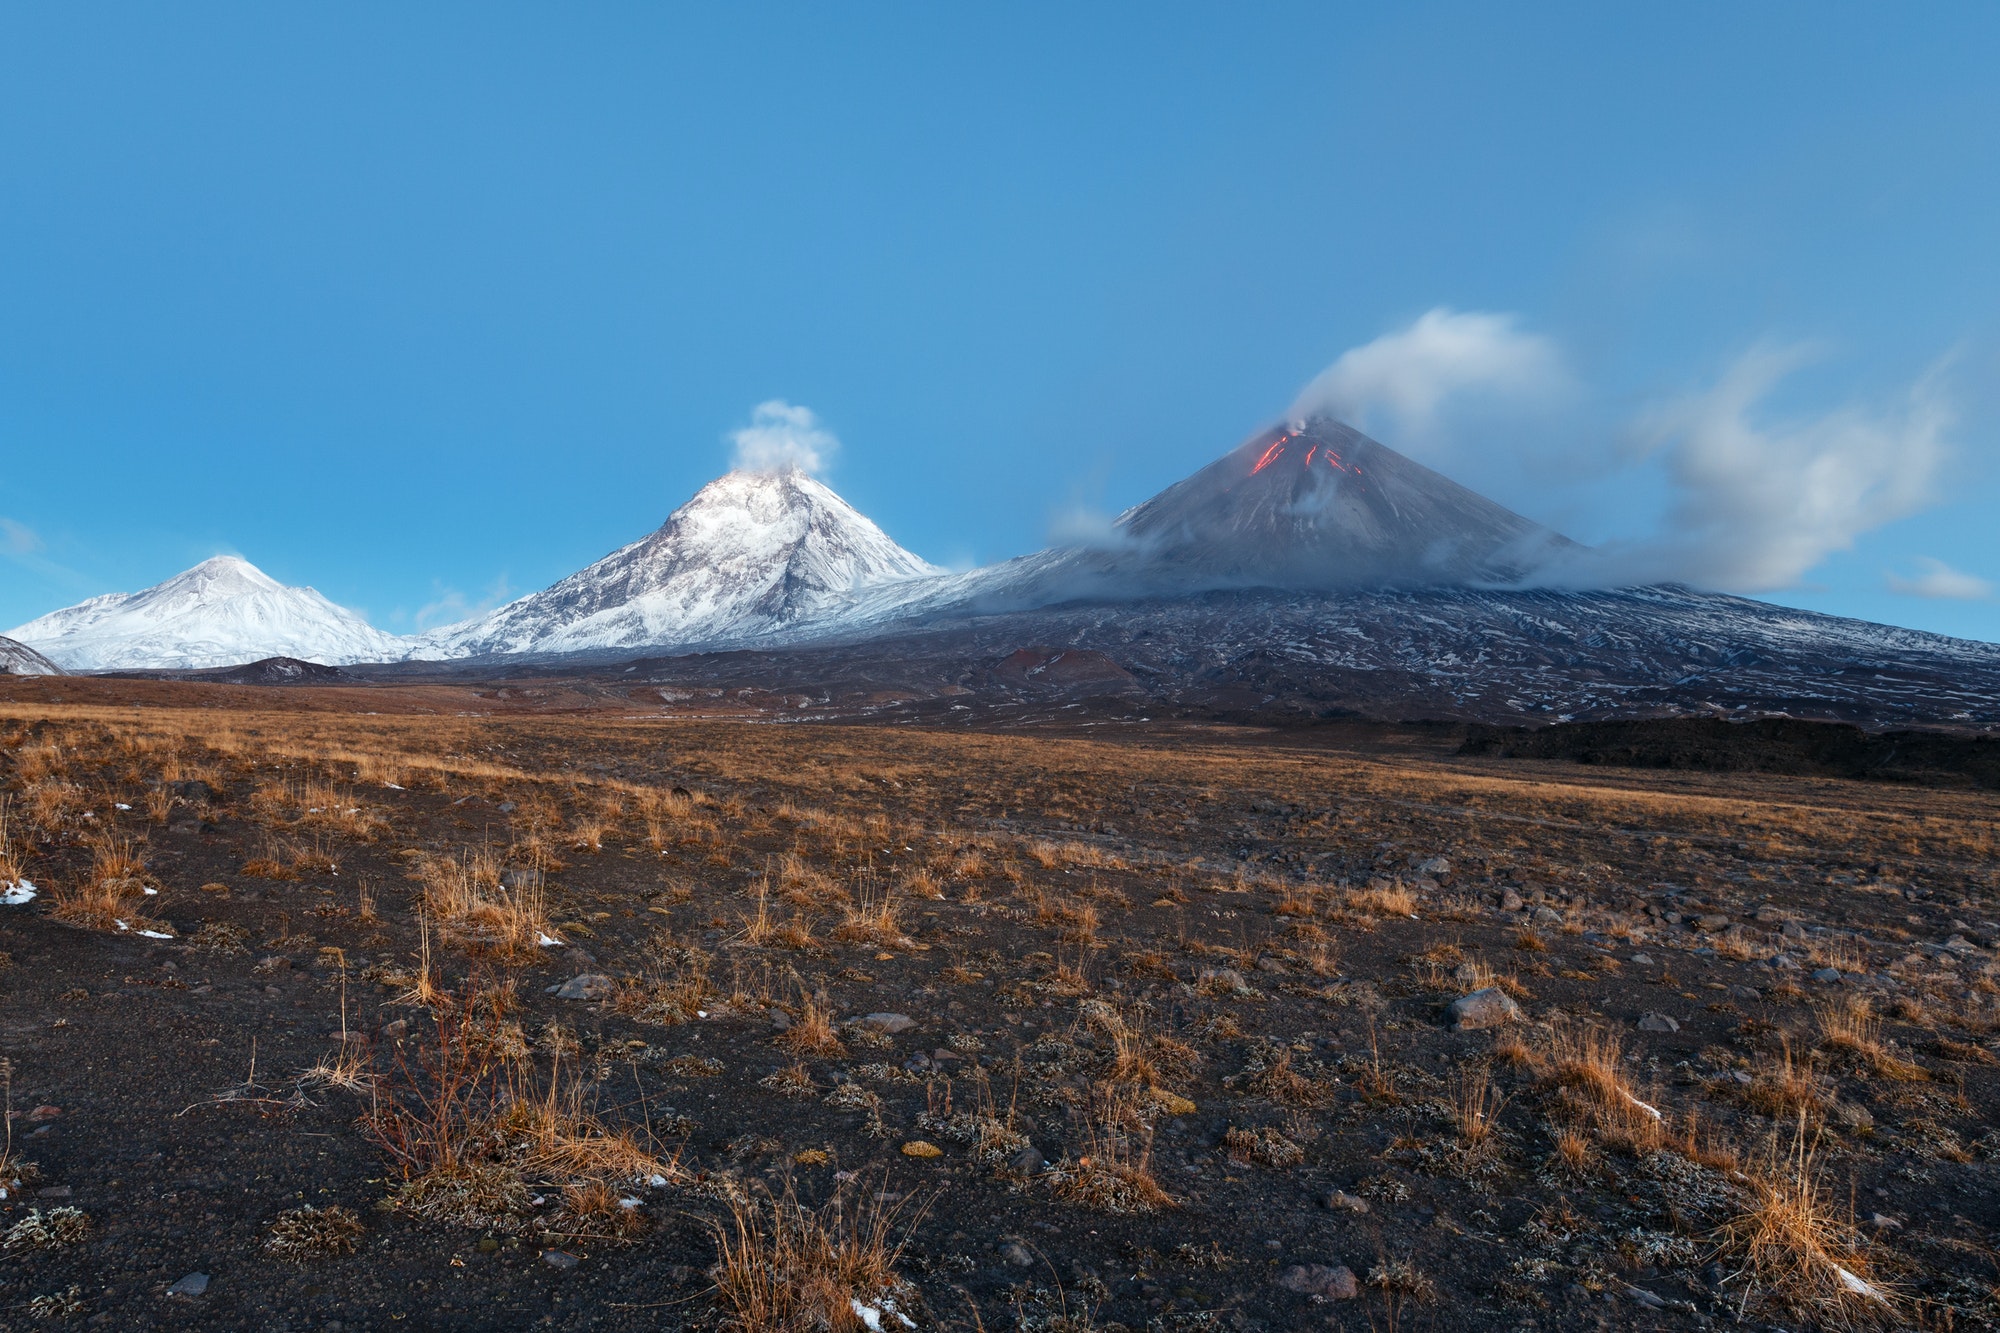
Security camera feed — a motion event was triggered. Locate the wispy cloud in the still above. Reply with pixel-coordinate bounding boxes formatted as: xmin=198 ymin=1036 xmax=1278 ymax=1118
xmin=730 ymin=400 xmax=839 ymax=475
xmin=0 ymin=518 xmax=43 ymax=556
xmin=1289 ymin=308 xmax=1571 ymax=442
xmin=1886 ymin=556 xmax=1991 ymax=601
xmin=1568 ymin=344 xmax=1956 ymax=592
xmin=414 ymin=575 xmax=514 ymax=630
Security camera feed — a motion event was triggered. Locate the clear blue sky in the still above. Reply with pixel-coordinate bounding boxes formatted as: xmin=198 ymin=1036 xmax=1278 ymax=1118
xmin=4 ymin=4 xmax=1997 ymax=639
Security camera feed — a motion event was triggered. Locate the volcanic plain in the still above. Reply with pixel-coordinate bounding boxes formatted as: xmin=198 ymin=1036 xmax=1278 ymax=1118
xmin=0 ymin=673 xmax=1995 ymax=1331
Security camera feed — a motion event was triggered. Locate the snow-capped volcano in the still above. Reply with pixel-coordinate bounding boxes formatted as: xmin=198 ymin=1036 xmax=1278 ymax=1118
xmin=6 ymin=556 xmax=405 ymax=671
xmin=415 ymin=467 xmax=942 ymax=659
xmin=0 ymin=636 xmax=62 ymax=676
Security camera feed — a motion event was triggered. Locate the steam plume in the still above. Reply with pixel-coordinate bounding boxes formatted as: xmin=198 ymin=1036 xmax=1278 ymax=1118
xmin=1289 ymin=308 xmax=1568 ymax=440
xmin=730 ymin=400 xmax=838 ymax=475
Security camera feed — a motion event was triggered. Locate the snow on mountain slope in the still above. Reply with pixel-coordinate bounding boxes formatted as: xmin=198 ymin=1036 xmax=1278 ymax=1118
xmin=6 ymin=557 xmax=406 ymax=671
xmin=415 ymin=467 xmax=942 ymax=659
xmin=0 ymin=636 xmax=62 ymax=675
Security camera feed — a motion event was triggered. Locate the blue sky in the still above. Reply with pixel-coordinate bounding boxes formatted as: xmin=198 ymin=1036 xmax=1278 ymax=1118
xmin=3 ymin=4 xmax=1998 ymax=640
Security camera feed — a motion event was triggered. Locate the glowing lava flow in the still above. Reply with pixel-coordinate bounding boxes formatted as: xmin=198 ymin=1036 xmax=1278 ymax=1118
xmin=1251 ymin=435 xmax=1291 ymax=474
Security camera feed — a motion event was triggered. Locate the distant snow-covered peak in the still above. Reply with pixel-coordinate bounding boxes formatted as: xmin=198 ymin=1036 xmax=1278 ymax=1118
xmin=6 ymin=556 xmax=405 ymax=671
xmin=414 ymin=465 xmax=941 ymax=659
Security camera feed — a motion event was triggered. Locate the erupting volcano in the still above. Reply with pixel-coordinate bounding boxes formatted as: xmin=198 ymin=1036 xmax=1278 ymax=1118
xmin=887 ymin=415 xmax=1580 ymax=615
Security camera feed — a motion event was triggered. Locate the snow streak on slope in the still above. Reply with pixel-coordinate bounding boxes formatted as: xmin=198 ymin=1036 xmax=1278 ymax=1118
xmin=416 ymin=467 xmax=942 ymax=659
xmin=0 ymin=636 xmax=62 ymax=676
xmin=6 ymin=557 xmax=405 ymax=671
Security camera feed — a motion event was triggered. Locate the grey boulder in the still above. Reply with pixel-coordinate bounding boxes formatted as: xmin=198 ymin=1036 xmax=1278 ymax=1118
xmin=1448 ymin=987 xmax=1522 ymax=1031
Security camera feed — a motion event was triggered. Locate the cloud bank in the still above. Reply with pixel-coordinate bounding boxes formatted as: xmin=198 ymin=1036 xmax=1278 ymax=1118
xmin=731 ymin=400 xmax=839 ymax=475
xmin=1573 ymin=344 xmax=1956 ymax=592
xmin=1886 ymin=557 xmax=1991 ymax=601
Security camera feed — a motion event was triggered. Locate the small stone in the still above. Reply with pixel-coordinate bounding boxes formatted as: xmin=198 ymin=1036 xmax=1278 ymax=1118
xmin=1781 ymin=920 xmax=1806 ymax=938
xmin=1769 ymin=953 xmax=1800 ymax=970
xmin=1628 ymin=953 xmax=1654 ymax=965
xmin=900 ymin=1140 xmax=943 ymax=1158
xmin=1277 ymin=1264 xmax=1358 ymax=1300
xmin=1868 ymin=1212 xmax=1901 ymax=1230
xmin=1729 ymin=985 xmax=1761 ymax=1002
xmin=37 ymin=1185 xmax=71 ymax=1199
xmin=1009 ymin=1145 xmax=1046 ymax=1177
xmin=542 ymin=1249 xmax=580 ymax=1270
xmin=1499 ymin=889 xmax=1524 ymax=912
xmin=496 ymin=801 xmax=517 ymax=814
xmin=1323 ymin=1190 xmax=1369 ymax=1214
xmin=1000 ymin=1241 xmax=1035 ymax=1268
xmin=477 ymin=1237 xmax=499 ymax=1253
xmin=551 ymin=974 xmax=615 ymax=1001
xmin=1448 ymin=987 xmax=1522 ymax=1031
xmin=167 ymin=1274 xmax=209 ymax=1298
xmin=1695 ymin=913 xmax=1731 ymax=932
xmin=1812 ymin=968 xmax=1844 ymax=984
xmin=1532 ymin=906 xmax=1563 ymax=925
xmin=859 ymin=1012 xmax=916 ymax=1034
xmin=1415 ymin=857 xmax=1451 ymax=879
xmin=1624 ymin=1284 xmax=1667 ymax=1310
xmin=1197 ymin=967 xmax=1253 ymax=995
xmin=1637 ymin=1012 xmax=1679 ymax=1033
xmin=769 ymin=1009 xmax=793 ymax=1031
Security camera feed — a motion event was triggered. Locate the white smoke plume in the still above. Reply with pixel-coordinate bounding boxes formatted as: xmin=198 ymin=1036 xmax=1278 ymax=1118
xmin=1564 ymin=344 xmax=1956 ymax=592
xmin=730 ymin=400 xmax=839 ymax=475
xmin=1289 ymin=308 xmax=1569 ymax=439
xmin=1886 ymin=557 xmax=1991 ymax=601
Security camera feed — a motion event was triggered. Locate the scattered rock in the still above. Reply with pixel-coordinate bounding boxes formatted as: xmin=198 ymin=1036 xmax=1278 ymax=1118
xmin=1624 ymin=1284 xmax=1667 ymax=1310
xmin=550 ymin=974 xmax=615 ymax=1001
xmin=1637 ymin=1012 xmax=1680 ymax=1033
xmin=1009 ymin=1145 xmax=1047 ymax=1177
xmin=1868 ymin=1213 xmax=1902 ymax=1230
xmin=167 ymin=1274 xmax=209 ymax=1298
xmin=769 ymin=1009 xmax=793 ymax=1031
xmin=1781 ymin=920 xmax=1807 ymax=939
xmin=1448 ymin=987 xmax=1522 ymax=1031
xmin=1769 ymin=953 xmax=1801 ymax=970
xmin=1322 ymin=1190 xmax=1369 ymax=1214
xmin=1695 ymin=913 xmax=1731 ymax=932
xmin=1499 ymin=889 xmax=1524 ymax=912
xmin=1728 ymin=985 xmax=1761 ymax=1002
xmin=858 ymin=1013 xmax=916 ymax=1035
xmin=1629 ymin=953 xmax=1654 ymax=965
xmin=999 ymin=1241 xmax=1034 ymax=1268
xmin=541 ymin=1250 xmax=579 ymax=1270
xmin=1276 ymin=1264 xmax=1358 ymax=1300
xmin=1196 ymin=967 xmax=1254 ymax=996
xmin=1531 ymin=906 xmax=1563 ymax=925
xmin=1812 ymin=968 xmax=1844 ymax=984
xmin=1415 ymin=857 xmax=1451 ymax=879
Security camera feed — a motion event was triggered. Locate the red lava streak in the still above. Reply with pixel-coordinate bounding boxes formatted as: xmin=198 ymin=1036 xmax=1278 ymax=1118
xmin=1250 ymin=438 xmax=1289 ymax=474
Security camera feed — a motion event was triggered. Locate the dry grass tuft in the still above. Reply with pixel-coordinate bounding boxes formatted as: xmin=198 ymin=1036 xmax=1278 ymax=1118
xmin=49 ymin=835 xmax=163 ymax=933
xmin=708 ymin=1179 xmax=921 ymax=1333
xmin=1814 ymin=996 xmax=1927 ymax=1081
xmin=415 ymin=853 xmax=551 ymax=959
xmin=1715 ymin=1117 xmax=1896 ymax=1327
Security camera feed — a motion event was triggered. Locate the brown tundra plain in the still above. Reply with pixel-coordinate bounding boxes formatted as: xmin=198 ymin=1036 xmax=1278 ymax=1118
xmin=0 ymin=673 xmax=1995 ymax=1332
